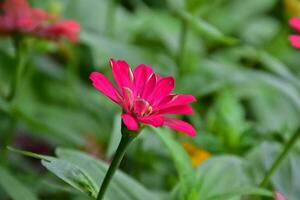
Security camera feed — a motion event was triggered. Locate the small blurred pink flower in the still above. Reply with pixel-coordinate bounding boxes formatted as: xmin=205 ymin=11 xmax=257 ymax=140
xmin=274 ymin=192 xmax=287 ymax=200
xmin=0 ymin=0 xmax=48 ymax=34
xmin=289 ymin=17 xmax=300 ymax=48
xmin=90 ymin=59 xmax=197 ymax=136
xmin=0 ymin=0 xmax=80 ymax=42
xmin=38 ymin=20 xmax=80 ymax=43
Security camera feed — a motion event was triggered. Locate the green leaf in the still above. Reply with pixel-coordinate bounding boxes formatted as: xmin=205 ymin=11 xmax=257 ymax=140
xmin=176 ymin=11 xmax=237 ymax=45
xmin=7 ymin=146 xmax=52 ymax=161
xmin=62 ymin=0 xmax=108 ymax=34
xmin=9 ymin=147 xmax=158 ymax=200
xmin=0 ymin=166 xmax=39 ymax=200
xmin=206 ymin=0 xmax=277 ymax=34
xmin=151 ymin=127 xmax=197 ymax=199
xmin=205 ymin=187 xmax=273 ymax=200
xmin=246 ymin=142 xmax=300 ymax=200
xmin=14 ymin=106 xmax=85 ymax=146
xmin=0 ymin=97 xmax=9 ymax=113
xmin=41 ymin=158 xmax=98 ymax=198
xmin=258 ymin=51 xmax=300 ymax=89
xmin=8 ymin=147 xmax=96 ymax=197
xmin=195 ymin=156 xmax=251 ymax=199
xmin=56 ymin=148 xmax=158 ymax=200
xmin=80 ymin=31 xmax=175 ymax=75
xmin=206 ymin=90 xmax=250 ymax=150
xmin=240 ymin=16 xmax=280 ymax=46
xmin=165 ymin=0 xmax=185 ymax=11
xmin=245 ymin=84 xmax=299 ymax=133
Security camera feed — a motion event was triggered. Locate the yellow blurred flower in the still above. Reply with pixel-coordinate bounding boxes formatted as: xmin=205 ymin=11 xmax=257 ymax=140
xmin=285 ymin=0 xmax=300 ymax=17
xmin=182 ymin=142 xmax=211 ymax=167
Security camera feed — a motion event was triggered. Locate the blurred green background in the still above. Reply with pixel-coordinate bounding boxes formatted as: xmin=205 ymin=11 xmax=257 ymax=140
xmin=1 ymin=0 xmax=300 ymax=199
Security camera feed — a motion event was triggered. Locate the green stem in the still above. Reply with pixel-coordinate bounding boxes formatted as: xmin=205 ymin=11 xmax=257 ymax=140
xmin=1 ymin=119 xmax=16 ymax=165
xmin=66 ymin=45 xmax=78 ymax=84
xmin=177 ymin=20 xmax=188 ymax=72
xmin=65 ymin=44 xmax=78 ymax=106
xmin=7 ymin=37 xmax=27 ymax=102
xmin=96 ymin=124 xmax=138 ymax=200
xmin=2 ymin=36 xmax=27 ymax=164
xmin=259 ymin=129 xmax=300 ymax=187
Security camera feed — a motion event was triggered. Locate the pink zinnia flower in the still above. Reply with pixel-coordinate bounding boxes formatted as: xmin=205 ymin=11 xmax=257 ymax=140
xmin=274 ymin=192 xmax=287 ymax=200
xmin=90 ymin=60 xmax=197 ymax=136
xmin=0 ymin=0 xmax=48 ymax=34
xmin=38 ymin=20 xmax=80 ymax=43
xmin=289 ymin=17 xmax=300 ymax=48
xmin=0 ymin=0 xmax=80 ymax=42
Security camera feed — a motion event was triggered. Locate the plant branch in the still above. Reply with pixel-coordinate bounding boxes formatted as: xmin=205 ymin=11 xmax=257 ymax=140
xmin=259 ymin=128 xmax=300 ymax=187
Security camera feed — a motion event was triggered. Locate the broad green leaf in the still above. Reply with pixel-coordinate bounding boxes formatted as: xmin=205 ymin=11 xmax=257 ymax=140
xmin=132 ymin=9 xmax=183 ymax=56
xmin=0 ymin=97 xmax=9 ymax=113
xmin=8 ymin=146 xmax=52 ymax=161
xmin=165 ymin=0 xmax=185 ymax=11
xmin=42 ymin=158 xmax=98 ymax=198
xmin=244 ymin=85 xmax=299 ymax=133
xmin=259 ymin=51 xmax=300 ymax=89
xmin=206 ymin=0 xmax=277 ymax=34
xmin=205 ymin=187 xmax=273 ymax=200
xmin=176 ymin=11 xmax=237 ymax=44
xmin=206 ymin=90 xmax=250 ymax=150
xmin=0 ymin=166 xmax=39 ymax=200
xmin=10 ymin=147 xmax=158 ymax=200
xmin=8 ymin=147 xmax=99 ymax=199
xmin=80 ymin=31 xmax=175 ymax=75
xmin=240 ymin=16 xmax=280 ymax=46
xmin=246 ymin=142 xmax=300 ymax=200
xmin=151 ymin=127 xmax=197 ymax=199
xmin=8 ymin=147 xmax=96 ymax=197
xmin=246 ymin=70 xmax=300 ymax=112
xmin=179 ymin=58 xmax=300 ymax=114
xmin=195 ymin=155 xmax=275 ymax=199
xmin=195 ymin=156 xmax=251 ymax=200
xmin=62 ymin=0 xmax=109 ymax=34
xmin=14 ymin=106 xmax=84 ymax=145
xmin=56 ymin=148 xmax=158 ymax=200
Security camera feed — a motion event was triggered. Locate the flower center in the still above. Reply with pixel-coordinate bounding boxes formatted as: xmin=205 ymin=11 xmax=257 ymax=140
xmin=133 ymin=98 xmax=153 ymax=117
xmin=122 ymin=88 xmax=154 ymax=118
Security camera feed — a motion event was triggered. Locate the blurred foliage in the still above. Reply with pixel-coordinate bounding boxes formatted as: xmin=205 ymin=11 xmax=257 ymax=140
xmin=1 ymin=0 xmax=300 ymax=199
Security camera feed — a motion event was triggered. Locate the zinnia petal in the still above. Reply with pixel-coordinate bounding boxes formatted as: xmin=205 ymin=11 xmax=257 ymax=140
xmin=157 ymin=94 xmax=196 ymax=108
xmin=110 ymin=59 xmax=133 ymax=92
xmin=148 ymin=76 xmax=175 ymax=104
xmin=289 ymin=17 xmax=300 ymax=31
xmin=133 ymin=64 xmax=153 ymax=96
xmin=163 ymin=117 xmax=196 ymax=136
xmin=90 ymin=72 xmax=121 ymax=103
xmin=140 ymin=115 xmax=164 ymax=127
xmin=141 ymin=73 xmax=157 ymax=99
xmin=122 ymin=87 xmax=134 ymax=112
xmin=157 ymin=105 xmax=194 ymax=115
xmin=122 ymin=113 xmax=139 ymax=130
xmin=289 ymin=35 xmax=300 ymax=48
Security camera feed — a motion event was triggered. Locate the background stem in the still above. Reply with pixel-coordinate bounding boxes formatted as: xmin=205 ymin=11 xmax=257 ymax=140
xmin=177 ymin=20 xmax=188 ymax=71
xmin=7 ymin=37 xmax=27 ymax=102
xmin=259 ymin=129 xmax=300 ymax=187
xmin=1 ymin=119 xmax=16 ymax=166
